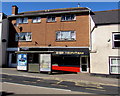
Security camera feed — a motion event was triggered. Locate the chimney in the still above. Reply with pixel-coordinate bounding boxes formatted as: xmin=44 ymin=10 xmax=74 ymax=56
xmin=12 ymin=5 xmax=18 ymax=15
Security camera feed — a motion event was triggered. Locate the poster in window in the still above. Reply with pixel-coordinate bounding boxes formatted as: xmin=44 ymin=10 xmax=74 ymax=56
xmin=40 ymin=54 xmax=51 ymax=72
xmin=17 ymin=54 xmax=27 ymax=71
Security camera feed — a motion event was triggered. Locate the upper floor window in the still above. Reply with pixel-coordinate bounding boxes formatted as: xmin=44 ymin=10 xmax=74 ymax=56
xmin=16 ymin=32 xmax=32 ymax=41
xmin=16 ymin=17 xmax=28 ymax=24
xmin=56 ymin=31 xmax=76 ymax=41
xmin=112 ymin=32 xmax=120 ymax=48
xmin=47 ymin=16 xmax=56 ymax=22
xmin=61 ymin=14 xmax=76 ymax=21
xmin=32 ymin=17 xmax=41 ymax=23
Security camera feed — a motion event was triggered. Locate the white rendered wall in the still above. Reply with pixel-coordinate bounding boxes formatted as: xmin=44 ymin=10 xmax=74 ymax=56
xmin=90 ymin=24 xmax=119 ymax=74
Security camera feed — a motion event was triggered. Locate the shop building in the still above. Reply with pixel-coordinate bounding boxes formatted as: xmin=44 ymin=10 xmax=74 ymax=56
xmin=90 ymin=9 xmax=120 ymax=76
xmin=7 ymin=5 xmax=94 ymax=73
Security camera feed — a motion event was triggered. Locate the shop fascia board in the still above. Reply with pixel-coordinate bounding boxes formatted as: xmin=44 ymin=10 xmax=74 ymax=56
xmin=8 ymin=10 xmax=90 ymax=18
xmin=15 ymin=51 xmax=55 ymax=54
xmin=19 ymin=46 xmax=89 ymax=49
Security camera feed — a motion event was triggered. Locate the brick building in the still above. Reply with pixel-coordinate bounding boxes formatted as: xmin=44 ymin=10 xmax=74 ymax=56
xmin=7 ymin=5 xmax=94 ymax=73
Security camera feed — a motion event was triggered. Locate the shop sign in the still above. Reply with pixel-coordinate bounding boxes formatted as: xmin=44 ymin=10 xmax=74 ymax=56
xmin=40 ymin=54 xmax=51 ymax=72
xmin=55 ymin=51 xmax=84 ymax=55
xmin=17 ymin=54 xmax=27 ymax=71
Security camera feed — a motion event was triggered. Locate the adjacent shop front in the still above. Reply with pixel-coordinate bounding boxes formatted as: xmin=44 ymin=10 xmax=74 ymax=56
xmin=16 ymin=47 xmax=90 ymax=73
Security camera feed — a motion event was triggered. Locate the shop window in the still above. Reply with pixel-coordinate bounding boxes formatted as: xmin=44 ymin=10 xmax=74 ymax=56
xmin=47 ymin=16 xmax=56 ymax=22
xmin=16 ymin=32 xmax=32 ymax=41
xmin=32 ymin=17 xmax=41 ymax=23
xmin=61 ymin=14 xmax=76 ymax=21
xmin=56 ymin=31 xmax=76 ymax=41
xmin=16 ymin=17 xmax=28 ymax=24
xmin=28 ymin=54 xmax=39 ymax=63
xmin=110 ymin=57 xmax=120 ymax=74
xmin=112 ymin=33 xmax=120 ymax=48
xmin=11 ymin=53 xmax=17 ymax=63
xmin=52 ymin=56 xmax=80 ymax=67
xmin=81 ymin=57 xmax=87 ymax=64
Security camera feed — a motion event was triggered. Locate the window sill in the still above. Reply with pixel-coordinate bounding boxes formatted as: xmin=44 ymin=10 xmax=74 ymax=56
xmin=16 ymin=41 xmax=32 ymax=42
xmin=61 ymin=20 xmax=76 ymax=22
xmin=112 ymin=47 xmax=120 ymax=49
xmin=46 ymin=21 xmax=56 ymax=23
xmin=32 ymin=22 xmax=41 ymax=24
xmin=56 ymin=40 xmax=76 ymax=42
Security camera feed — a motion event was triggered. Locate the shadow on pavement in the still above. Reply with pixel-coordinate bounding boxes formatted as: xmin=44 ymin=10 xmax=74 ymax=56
xmin=41 ymin=70 xmax=77 ymax=75
xmin=1 ymin=91 xmax=15 ymax=96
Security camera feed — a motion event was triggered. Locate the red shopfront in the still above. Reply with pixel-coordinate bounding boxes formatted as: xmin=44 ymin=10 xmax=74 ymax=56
xmin=51 ymin=48 xmax=90 ymax=73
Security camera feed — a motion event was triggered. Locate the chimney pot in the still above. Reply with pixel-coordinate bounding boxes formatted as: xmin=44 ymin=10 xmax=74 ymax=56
xmin=12 ymin=5 xmax=18 ymax=15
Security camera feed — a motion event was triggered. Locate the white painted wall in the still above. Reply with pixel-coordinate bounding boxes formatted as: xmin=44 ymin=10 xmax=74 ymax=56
xmin=90 ymin=24 xmax=119 ymax=74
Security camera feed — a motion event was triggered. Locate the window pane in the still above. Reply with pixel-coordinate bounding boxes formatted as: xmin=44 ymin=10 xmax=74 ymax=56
xmin=61 ymin=15 xmax=65 ymax=21
xmin=25 ymin=33 xmax=32 ymax=41
xmin=111 ymin=66 xmax=120 ymax=73
xmin=114 ymin=41 xmax=120 ymax=47
xmin=111 ymin=59 xmax=117 ymax=65
xmin=61 ymin=32 xmax=71 ymax=40
xmin=15 ymin=33 xmax=19 ymax=41
xmin=66 ymin=15 xmax=71 ymax=21
xmin=81 ymin=57 xmax=87 ymax=64
xmin=28 ymin=54 xmax=39 ymax=63
xmin=23 ymin=18 xmax=28 ymax=23
xmin=18 ymin=32 xmax=32 ymax=41
xmin=37 ymin=17 xmax=41 ymax=22
xmin=71 ymin=14 xmax=75 ymax=20
xmin=56 ymin=32 xmax=61 ymax=40
xmin=11 ymin=54 xmax=17 ymax=63
xmin=32 ymin=18 xmax=37 ymax=23
xmin=114 ymin=34 xmax=120 ymax=40
xmin=111 ymin=59 xmax=120 ymax=65
xmin=52 ymin=16 xmax=55 ymax=21
xmin=71 ymin=31 xmax=76 ymax=40
xmin=56 ymin=31 xmax=75 ymax=41
xmin=47 ymin=16 xmax=55 ymax=22
xmin=16 ymin=18 xmax=22 ymax=24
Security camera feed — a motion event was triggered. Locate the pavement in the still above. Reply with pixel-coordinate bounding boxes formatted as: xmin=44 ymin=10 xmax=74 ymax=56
xmin=1 ymin=68 xmax=119 ymax=87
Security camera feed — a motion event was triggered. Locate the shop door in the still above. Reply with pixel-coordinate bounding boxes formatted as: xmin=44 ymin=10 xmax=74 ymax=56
xmin=8 ymin=53 xmax=17 ymax=67
xmin=80 ymin=56 xmax=88 ymax=72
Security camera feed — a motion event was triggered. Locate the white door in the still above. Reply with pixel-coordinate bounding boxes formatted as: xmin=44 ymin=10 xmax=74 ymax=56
xmin=80 ymin=56 xmax=89 ymax=72
xmin=8 ymin=53 xmax=17 ymax=67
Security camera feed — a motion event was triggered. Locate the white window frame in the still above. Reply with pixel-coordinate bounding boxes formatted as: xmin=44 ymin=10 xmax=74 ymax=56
xmin=61 ymin=14 xmax=76 ymax=21
xmin=16 ymin=32 xmax=32 ymax=42
xmin=110 ymin=57 xmax=120 ymax=74
xmin=56 ymin=31 xmax=76 ymax=41
xmin=16 ymin=17 xmax=28 ymax=24
xmin=47 ymin=15 xmax=56 ymax=22
xmin=112 ymin=32 xmax=120 ymax=48
xmin=32 ymin=17 xmax=41 ymax=23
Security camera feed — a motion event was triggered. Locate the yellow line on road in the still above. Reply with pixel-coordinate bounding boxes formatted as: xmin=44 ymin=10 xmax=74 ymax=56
xmin=85 ymin=88 xmax=106 ymax=91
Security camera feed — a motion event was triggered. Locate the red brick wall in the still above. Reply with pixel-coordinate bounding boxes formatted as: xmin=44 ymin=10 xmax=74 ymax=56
xmin=8 ymin=14 xmax=90 ymax=47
